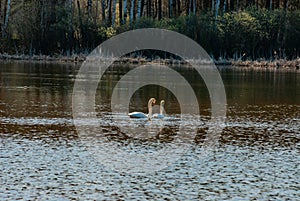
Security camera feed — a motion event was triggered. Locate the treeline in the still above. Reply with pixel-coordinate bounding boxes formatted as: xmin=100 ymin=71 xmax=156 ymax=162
xmin=0 ymin=0 xmax=299 ymax=60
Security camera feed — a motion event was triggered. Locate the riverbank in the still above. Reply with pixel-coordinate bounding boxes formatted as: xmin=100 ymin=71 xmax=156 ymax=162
xmin=232 ymin=59 xmax=300 ymax=70
xmin=0 ymin=53 xmax=299 ymax=70
xmin=0 ymin=53 xmax=86 ymax=63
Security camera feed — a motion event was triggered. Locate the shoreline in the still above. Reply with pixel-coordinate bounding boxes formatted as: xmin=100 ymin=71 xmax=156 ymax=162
xmin=0 ymin=53 xmax=299 ymax=70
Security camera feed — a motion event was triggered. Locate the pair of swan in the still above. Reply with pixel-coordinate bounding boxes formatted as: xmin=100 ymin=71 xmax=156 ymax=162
xmin=128 ymin=98 xmax=165 ymax=119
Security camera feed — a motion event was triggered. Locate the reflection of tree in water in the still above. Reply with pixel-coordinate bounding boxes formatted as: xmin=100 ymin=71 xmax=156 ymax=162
xmin=155 ymin=126 xmax=178 ymax=143
xmin=101 ymin=123 xmax=215 ymax=146
xmin=101 ymin=124 xmax=180 ymax=144
xmin=0 ymin=123 xmax=78 ymax=141
xmin=101 ymin=125 xmax=130 ymax=142
xmin=195 ymin=127 xmax=209 ymax=145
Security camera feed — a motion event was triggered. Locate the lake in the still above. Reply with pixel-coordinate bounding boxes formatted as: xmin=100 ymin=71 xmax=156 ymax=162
xmin=0 ymin=61 xmax=299 ymax=200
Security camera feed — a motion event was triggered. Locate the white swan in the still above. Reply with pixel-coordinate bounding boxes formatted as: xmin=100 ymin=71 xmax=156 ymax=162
xmin=128 ymin=98 xmax=156 ymax=119
xmin=153 ymin=100 xmax=165 ymax=119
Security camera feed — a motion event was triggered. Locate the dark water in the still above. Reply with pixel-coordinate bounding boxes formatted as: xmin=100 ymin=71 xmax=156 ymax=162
xmin=0 ymin=61 xmax=299 ymax=200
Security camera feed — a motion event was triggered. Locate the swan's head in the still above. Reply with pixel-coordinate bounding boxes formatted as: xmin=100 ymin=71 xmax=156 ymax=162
xmin=148 ymin=98 xmax=156 ymax=105
xmin=160 ymin=100 xmax=165 ymax=106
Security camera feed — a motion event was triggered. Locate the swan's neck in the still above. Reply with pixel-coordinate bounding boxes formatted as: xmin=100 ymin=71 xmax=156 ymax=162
xmin=160 ymin=104 xmax=163 ymax=115
xmin=148 ymin=104 xmax=153 ymax=116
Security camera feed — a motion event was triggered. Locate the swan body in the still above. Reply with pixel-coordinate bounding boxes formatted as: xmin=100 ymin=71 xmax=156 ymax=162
xmin=128 ymin=112 xmax=148 ymax=118
xmin=153 ymin=113 xmax=164 ymax=119
xmin=128 ymin=98 xmax=156 ymax=119
xmin=153 ymin=100 xmax=165 ymax=119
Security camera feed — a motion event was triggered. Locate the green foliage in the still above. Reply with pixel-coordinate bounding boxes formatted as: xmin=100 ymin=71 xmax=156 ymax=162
xmin=286 ymin=10 xmax=300 ymax=58
xmin=215 ymin=8 xmax=299 ymax=59
xmin=98 ymin=26 xmax=116 ymax=39
xmin=114 ymin=8 xmax=300 ymax=60
xmin=1 ymin=2 xmax=300 ymax=60
xmin=116 ymin=8 xmax=300 ymax=60
xmin=217 ymin=9 xmax=262 ymax=59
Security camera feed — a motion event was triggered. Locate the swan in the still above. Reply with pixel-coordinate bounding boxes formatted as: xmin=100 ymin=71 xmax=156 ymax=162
xmin=153 ymin=100 xmax=165 ymax=119
xmin=128 ymin=98 xmax=156 ymax=119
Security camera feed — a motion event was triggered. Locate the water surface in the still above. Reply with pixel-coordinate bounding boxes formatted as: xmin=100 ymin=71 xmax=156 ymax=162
xmin=0 ymin=61 xmax=299 ymax=200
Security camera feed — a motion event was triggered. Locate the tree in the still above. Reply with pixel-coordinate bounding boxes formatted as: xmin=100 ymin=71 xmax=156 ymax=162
xmin=215 ymin=0 xmax=220 ymax=19
xmin=108 ymin=0 xmax=112 ymax=25
xmin=158 ymin=0 xmax=162 ymax=19
xmin=0 ymin=0 xmax=2 ymax=28
xmin=77 ymin=0 xmax=83 ymax=37
xmin=123 ymin=0 xmax=128 ymax=24
xmin=230 ymin=0 xmax=234 ymax=10
xmin=119 ymin=0 xmax=123 ymax=24
xmin=87 ymin=0 xmax=92 ymax=17
xmin=0 ymin=0 xmax=299 ymax=59
xmin=175 ymin=0 xmax=181 ymax=16
xmin=112 ymin=0 xmax=117 ymax=26
xmin=67 ymin=0 xmax=74 ymax=55
xmin=101 ymin=0 xmax=106 ymax=20
xmin=224 ymin=0 xmax=227 ymax=12
xmin=146 ymin=0 xmax=150 ymax=17
xmin=137 ymin=0 xmax=142 ymax=20
xmin=193 ymin=0 xmax=196 ymax=14
xmin=2 ymin=0 xmax=11 ymax=37
xmin=130 ymin=0 xmax=135 ymax=25
xmin=95 ymin=0 xmax=99 ymax=24
xmin=169 ymin=0 xmax=173 ymax=17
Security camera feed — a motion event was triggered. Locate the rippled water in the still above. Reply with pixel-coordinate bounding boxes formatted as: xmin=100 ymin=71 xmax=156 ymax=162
xmin=0 ymin=61 xmax=299 ymax=200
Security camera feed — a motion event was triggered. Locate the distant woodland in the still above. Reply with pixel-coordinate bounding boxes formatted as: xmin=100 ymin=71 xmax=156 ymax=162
xmin=0 ymin=0 xmax=299 ymax=60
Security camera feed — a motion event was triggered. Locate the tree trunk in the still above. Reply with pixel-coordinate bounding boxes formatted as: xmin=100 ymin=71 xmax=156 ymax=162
xmin=133 ymin=0 xmax=136 ymax=20
xmin=108 ymin=0 xmax=112 ymax=24
xmin=2 ymin=0 xmax=11 ymax=37
xmin=123 ymin=0 xmax=127 ymax=24
xmin=101 ymin=0 xmax=106 ymax=21
xmin=169 ymin=0 xmax=173 ymax=18
xmin=177 ymin=0 xmax=181 ymax=15
xmin=87 ymin=0 xmax=92 ymax=18
xmin=67 ymin=0 xmax=74 ymax=56
xmin=112 ymin=0 xmax=117 ymax=26
xmin=275 ymin=0 xmax=279 ymax=9
xmin=137 ymin=0 xmax=142 ymax=20
xmin=3 ymin=0 xmax=7 ymax=25
xmin=193 ymin=0 xmax=196 ymax=14
xmin=119 ymin=0 xmax=123 ymax=24
xmin=147 ymin=0 xmax=151 ymax=17
xmin=284 ymin=0 xmax=289 ymax=10
xmin=40 ymin=0 xmax=45 ymax=45
xmin=77 ymin=0 xmax=83 ymax=27
xmin=153 ymin=0 xmax=157 ymax=18
xmin=215 ymin=0 xmax=220 ymax=18
xmin=185 ymin=0 xmax=188 ymax=14
xmin=230 ymin=0 xmax=234 ymax=10
xmin=130 ymin=0 xmax=134 ymax=25
xmin=158 ymin=0 xmax=162 ymax=20
xmin=77 ymin=0 xmax=83 ymax=49
xmin=282 ymin=0 xmax=289 ymax=58
xmin=0 ymin=0 xmax=2 ymax=27
xmin=140 ymin=0 xmax=145 ymax=17
xmin=95 ymin=0 xmax=99 ymax=24
xmin=173 ymin=0 xmax=176 ymax=16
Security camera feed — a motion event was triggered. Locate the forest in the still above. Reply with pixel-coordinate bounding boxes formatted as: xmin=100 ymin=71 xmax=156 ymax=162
xmin=0 ymin=0 xmax=299 ymax=61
